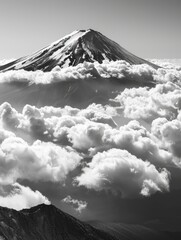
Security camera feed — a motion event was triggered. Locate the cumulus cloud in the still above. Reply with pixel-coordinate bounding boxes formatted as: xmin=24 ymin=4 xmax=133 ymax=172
xmin=0 ymin=102 xmax=21 ymax=130
xmin=77 ymin=104 xmax=117 ymax=127
xmin=96 ymin=120 xmax=173 ymax=167
xmin=52 ymin=116 xmax=173 ymax=169
xmin=0 ymin=127 xmax=15 ymax=143
xmin=67 ymin=121 xmax=111 ymax=151
xmin=62 ymin=195 xmax=87 ymax=213
xmin=0 ymin=183 xmax=50 ymax=210
xmin=0 ymin=102 xmax=174 ymax=169
xmin=152 ymin=117 xmax=181 ymax=161
xmin=0 ymin=106 xmax=173 ymax=200
xmin=115 ymin=82 xmax=181 ymax=122
xmin=0 ymin=102 xmax=117 ymax=147
xmin=0 ymin=137 xmax=82 ymax=185
xmin=0 ymin=103 xmax=179 ymax=201
xmin=76 ymin=149 xmax=170 ymax=198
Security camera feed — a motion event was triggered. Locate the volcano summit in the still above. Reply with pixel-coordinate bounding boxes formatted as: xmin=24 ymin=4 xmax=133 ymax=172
xmin=0 ymin=29 xmax=158 ymax=72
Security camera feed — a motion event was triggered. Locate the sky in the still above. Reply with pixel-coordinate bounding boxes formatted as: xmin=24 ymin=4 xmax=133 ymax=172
xmin=0 ymin=0 xmax=180 ymax=59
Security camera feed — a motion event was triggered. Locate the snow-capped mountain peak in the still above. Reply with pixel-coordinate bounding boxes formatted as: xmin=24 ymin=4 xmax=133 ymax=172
xmin=0 ymin=29 xmax=158 ymax=72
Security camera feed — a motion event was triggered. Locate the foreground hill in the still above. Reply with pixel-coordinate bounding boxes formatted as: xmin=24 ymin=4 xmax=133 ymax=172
xmin=0 ymin=204 xmax=178 ymax=240
xmin=0 ymin=204 xmax=116 ymax=240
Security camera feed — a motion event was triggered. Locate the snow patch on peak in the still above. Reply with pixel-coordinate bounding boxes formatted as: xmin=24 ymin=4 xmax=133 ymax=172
xmin=50 ymin=30 xmax=80 ymax=47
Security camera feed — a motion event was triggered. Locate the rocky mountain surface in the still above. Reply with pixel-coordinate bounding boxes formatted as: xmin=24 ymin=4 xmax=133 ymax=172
xmin=0 ymin=204 xmax=178 ymax=240
xmin=0 ymin=29 xmax=158 ymax=72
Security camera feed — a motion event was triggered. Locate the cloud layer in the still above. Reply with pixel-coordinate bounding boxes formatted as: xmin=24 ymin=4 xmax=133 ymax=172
xmin=115 ymin=82 xmax=181 ymax=122
xmin=0 ymin=60 xmax=181 ymax=217
xmin=0 ymin=60 xmax=180 ymax=85
xmin=0 ymin=98 xmax=180 ymax=198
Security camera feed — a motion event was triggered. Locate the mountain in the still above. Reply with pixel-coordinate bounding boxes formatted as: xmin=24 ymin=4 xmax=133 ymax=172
xmin=0 ymin=29 xmax=158 ymax=109
xmin=0 ymin=29 xmax=158 ymax=72
xmin=0 ymin=204 xmax=177 ymax=240
xmin=0 ymin=204 xmax=116 ymax=240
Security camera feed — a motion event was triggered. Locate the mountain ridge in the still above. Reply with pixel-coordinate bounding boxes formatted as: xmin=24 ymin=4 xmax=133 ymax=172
xmin=0 ymin=203 xmax=116 ymax=240
xmin=0 ymin=203 xmax=177 ymax=240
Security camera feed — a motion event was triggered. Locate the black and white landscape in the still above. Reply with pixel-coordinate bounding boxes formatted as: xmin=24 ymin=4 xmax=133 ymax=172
xmin=0 ymin=0 xmax=181 ymax=239
xmin=0 ymin=28 xmax=180 ymax=240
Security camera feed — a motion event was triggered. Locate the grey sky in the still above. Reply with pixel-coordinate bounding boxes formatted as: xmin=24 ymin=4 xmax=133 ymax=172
xmin=0 ymin=0 xmax=180 ymax=59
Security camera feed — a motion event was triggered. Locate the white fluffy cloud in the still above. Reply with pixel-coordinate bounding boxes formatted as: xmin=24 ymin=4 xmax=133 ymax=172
xmin=0 ymin=60 xmax=180 ymax=85
xmin=0 ymin=183 xmax=50 ymax=210
xmin=62 ymin=195 xmax=87 ymax=213
xmin=0 ymin=103 xmax=117 ymax=142
xmin=52 ymin=117 xmax=173 ymax=169
xmin=0 ymin=103 xmax=117 ymax=153
xmin=97 ymin=120 xmax=173 ymax=167
xmin=0 ymin=102 xmax=175 ymax=169
xmin=76 ymin=149 xmax=170 ymax=198
xmin=0 ymin=102 xmax=21 ymax=130
xmin=67 ymin=121 xmax=111 ymax=151
xmin=0 ymin=137 xmax=82 ymax=185
xmin=0 ymin=127 xmax=15 ymax=143
xmin=152 ymin=117 xmax=181 ymax=161
xmin=115 ymin=82 xmax=181 ymax=122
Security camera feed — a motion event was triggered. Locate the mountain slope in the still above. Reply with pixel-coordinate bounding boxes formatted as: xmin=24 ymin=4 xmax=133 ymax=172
xmin=0 ymin=29 xmax=158 ymax=72
xmin=90 ymin=221 xmax=173 ymax=240
xmin=0 ymin=204 xmax=116 ymax=240
xmin=0 ymin=204 xmax=177 ymax=240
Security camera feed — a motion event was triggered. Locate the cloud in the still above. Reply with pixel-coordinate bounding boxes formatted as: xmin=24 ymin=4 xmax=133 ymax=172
xmin=0 ymin=102 xmax=21 ymax=130
xmin=0 ymin=183 xmax=50 ymax=210
xmin=67 ymin=121 xmax=111 ymax=151
xmin=152 ymin=117 xmax=181 ymax=161
xmin=0 ymin=137 xmax=82 ymax=185
xmin=96 ymin=120 xmax=173 ymax=167
xmin=1 ymin=95 xmax=181 ymax=200
xmin=22 ymin=103 xmax=117 ymax=124
xmin=0 ymin=102 xmax=174 ymax=169
xmin=62 ymin=195 xmax=87 ymax=213
xmin=114 ymin=82 xmax=181 ymax=122
xmin=150 ymin=59 xmax=181 ymax=70
xmin=76 ymin=149 xmax=170 ymax=198
xmin=0 ymin=110 xmax=174 ymax=199
xmin=0 ymin=60 xmax=180 ymax=85
xmin=0 ymin=103 xmax=116 ymax=139
xmin=0 ymin=59 xmax=181 ymax=222
xmin=77 ymin=104 xmax=117 ymax=127
xmin=0 ymin=62 xmax=98 ymax=84
xmin=0 ymin=127 xmax=15 ymax=143
xmin=0 ymin=103 xmax=117 ymax=149
xmin=59 ymin=118 xmax=173 ymax=169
